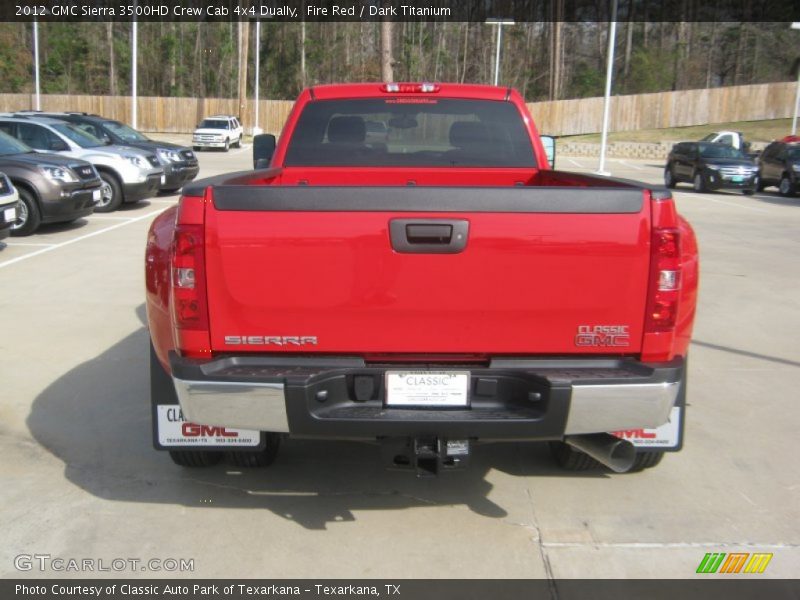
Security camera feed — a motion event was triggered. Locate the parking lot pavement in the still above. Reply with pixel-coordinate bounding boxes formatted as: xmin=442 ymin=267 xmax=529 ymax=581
xmin=0 ymin=151 xmax=798 ymax=579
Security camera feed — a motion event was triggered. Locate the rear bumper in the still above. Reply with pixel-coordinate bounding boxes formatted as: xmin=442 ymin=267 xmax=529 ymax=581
xmin=169 ymin=354 xmax=684 ymax=442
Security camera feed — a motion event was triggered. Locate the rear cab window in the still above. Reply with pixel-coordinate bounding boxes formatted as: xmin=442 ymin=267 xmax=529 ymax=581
xmin=284 ymin=98 xmax=536 ymax=168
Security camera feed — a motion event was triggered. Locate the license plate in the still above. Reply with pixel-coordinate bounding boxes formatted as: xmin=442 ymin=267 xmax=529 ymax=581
xmin=3 ymin=207 xmax=15 ymax=221
xmin=385 ymin=371 xmax=469 ymax=407
xmin=612 ymin=406 xmax=682 ymax=449
xmin=730 ymin=175 xmax=744 ymax=183
xmin=92 ymin=190 xmax=101 ymax=201
xmin=156 ymin=405 xmax=260 ymax=447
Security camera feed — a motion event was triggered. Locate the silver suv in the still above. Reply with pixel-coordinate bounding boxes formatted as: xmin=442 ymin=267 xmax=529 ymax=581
xmin=0 ymin=115 xmax=164 ymax=212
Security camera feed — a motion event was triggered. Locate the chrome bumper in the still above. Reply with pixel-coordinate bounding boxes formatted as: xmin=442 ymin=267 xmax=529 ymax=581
xmin=171 ymin=370 xmax=681 ymax=437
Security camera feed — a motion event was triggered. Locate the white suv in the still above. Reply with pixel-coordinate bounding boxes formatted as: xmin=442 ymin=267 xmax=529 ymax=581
xmin=192 ymin=115 xmax=243 ymax=152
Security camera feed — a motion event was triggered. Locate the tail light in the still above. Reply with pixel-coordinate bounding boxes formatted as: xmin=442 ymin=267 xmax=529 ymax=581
xmin=641 ymin=191 xmax=682 ymax=362
xmin=644 ymin=228 xmax=681 ymax=332
xmin=170 ymin=194 xmax=210 ymax=358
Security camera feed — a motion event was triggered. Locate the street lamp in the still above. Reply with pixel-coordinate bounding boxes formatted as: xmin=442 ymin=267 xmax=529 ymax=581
xmin=791 ymin=23 xmax=800 ymax=136
xmin=486 ymin=19 xmax=514 ymax=86
xmin=596 ymin=0 xmax=618 ymax=176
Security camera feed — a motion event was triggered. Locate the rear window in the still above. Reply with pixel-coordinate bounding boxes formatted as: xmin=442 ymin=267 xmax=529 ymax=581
xmin=199 ymin=120 xmax=229 ymax=129
xmin=284 ymin=98 xmax=536 ymax=167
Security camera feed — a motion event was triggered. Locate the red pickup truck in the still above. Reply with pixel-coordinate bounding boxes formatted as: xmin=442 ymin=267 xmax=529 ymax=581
xmin=146 ymin=83 xmax=698 ymax=476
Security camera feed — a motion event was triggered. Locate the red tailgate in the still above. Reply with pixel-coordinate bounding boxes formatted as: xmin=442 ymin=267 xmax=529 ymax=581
xmin=203 ymin=184 xmax=651 ymax=356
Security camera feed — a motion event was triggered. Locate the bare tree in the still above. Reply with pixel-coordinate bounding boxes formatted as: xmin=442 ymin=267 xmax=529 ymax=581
xmin=381 ymin=20 xmax=394 ymax=82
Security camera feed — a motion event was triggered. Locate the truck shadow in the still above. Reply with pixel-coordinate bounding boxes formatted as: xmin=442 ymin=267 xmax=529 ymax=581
xmin=26 ymin=305 xmax=608 ymax=530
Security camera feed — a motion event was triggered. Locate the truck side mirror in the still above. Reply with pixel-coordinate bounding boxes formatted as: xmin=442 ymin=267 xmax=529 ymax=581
xmin=253 ymin=134 xmax=276 ymax=169
xmin=540 ymin=135 xmax=556 ymax=168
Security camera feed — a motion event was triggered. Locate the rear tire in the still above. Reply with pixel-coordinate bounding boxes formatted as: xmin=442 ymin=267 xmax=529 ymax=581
xmin=692 ymin=172 xmax=707 ymax=193
xmin=10 ymin=187 xmax=41 ymax=236
xmin=628 ymin=451 xmax=665 ymax=472
xmin=95 ymin=172 xmax=123 ymax=213
xmin=664 ymin=166 xmax=677 ymax=189
xmin=226 ymin=434 xmax=281 ymax=468
xmin=779 ymin=174 xmax=796 ymax=197
xmin=234 ymin=136 xmax=242 ymax=148
xmin=755 ymin=174 xmax=765 ymax=192
xmin=169 ymin=450 xmax=222 ymax=468
xmin=549 ymin=441 xmax=601 ymax=471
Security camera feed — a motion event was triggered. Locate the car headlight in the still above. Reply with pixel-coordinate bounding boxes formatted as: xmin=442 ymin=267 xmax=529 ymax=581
xmin=792 ymin=164 xmax=800 ymax=172
xmin=706 ymin=164 xmax=720 ymax=170
xmin=124 ymin=155 xmax=148 ymax=169
xmin=41 ymin=166 xmax=77 ymax=183
xmin=158 ymin=148 xmax=181 ymax=163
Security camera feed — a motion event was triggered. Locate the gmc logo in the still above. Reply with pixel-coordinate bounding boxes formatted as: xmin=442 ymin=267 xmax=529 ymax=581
xmin=181 ymin=423 xmax=238 ymax=438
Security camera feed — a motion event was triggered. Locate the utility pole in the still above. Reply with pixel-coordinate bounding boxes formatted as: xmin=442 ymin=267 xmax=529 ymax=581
xmin=791 ymin=23 xmax=800 ymax=135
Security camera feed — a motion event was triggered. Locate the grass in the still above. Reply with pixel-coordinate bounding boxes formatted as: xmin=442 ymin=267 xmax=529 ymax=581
xmin=562 ymin=118 xmax=793 ymax=144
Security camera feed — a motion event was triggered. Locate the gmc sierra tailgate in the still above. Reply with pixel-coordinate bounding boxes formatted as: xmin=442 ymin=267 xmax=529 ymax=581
xmin=203 ymin=185 xmax=651 ymax=355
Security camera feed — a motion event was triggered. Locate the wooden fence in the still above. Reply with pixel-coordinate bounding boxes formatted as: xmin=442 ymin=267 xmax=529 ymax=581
xmin=0 ymin=81 xmax=795 ymax=137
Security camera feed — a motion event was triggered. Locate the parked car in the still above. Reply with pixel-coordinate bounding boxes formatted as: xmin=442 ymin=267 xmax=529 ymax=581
xmin=147 ymin=83 xmax=698 ymax=476
xmin=0 ymin=171 xmax=20 ymax=241
xmin=20 ymin=112 xmax=199 ymax=193
xmin=0 ymin=115 xmax=163 ymax=212
xmin=756 ymin=140 xmax=800 ymax=197
xmin=0 ymin=131 xmax=100 ymax=235
xmin=665 ymin=141 xmax=758 ymax=194
xmin=192 ymin=115 xmax=243 ymax=151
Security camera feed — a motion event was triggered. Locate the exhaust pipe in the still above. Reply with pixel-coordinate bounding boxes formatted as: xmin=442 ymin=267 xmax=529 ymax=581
xmin=565 ymin=433 xmax=636 ymax=473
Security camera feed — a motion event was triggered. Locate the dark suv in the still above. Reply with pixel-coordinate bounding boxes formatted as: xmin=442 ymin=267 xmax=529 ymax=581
xmin=0 ymin=131 xmax=101 ymax=235
xmin=665 ymin=142 xmax=758 ymax=194
xmin=22 ymin=112 xmax=199 ymax=193
xmin=757 ymin=141 xmax=800 ymax=197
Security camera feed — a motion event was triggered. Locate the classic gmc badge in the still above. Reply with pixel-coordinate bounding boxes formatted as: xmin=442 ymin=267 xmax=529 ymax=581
xmin=574 ymin=325 xmax=630 ymax=347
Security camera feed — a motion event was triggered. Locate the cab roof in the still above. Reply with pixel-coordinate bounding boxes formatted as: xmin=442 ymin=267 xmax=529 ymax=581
xmin=307 ymin=83 xmax=515 ymax=102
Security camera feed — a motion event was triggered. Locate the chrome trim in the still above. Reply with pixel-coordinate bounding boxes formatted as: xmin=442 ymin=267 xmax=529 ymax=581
xmin=172 ymin=378 xmax=289 ymax=433
xmin=565 ymin=381 xmax=680 ymax=434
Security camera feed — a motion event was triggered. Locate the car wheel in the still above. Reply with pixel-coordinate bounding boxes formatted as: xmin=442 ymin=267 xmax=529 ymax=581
xmin=95 ymin=172 xmax=123 ymax=213
xmin=778 ymin=174 xmax=796 ymax=197
xmin=10 ymin=188 xmax=41 ymax=236
xmin=692 ymin=171 xmax=707 ymax=193
xmin=234 ymin=136 xmax=242 ymax=149
xmin=755 ymin=174 xmax=765 ymax=192
xmin=664 ymin=166 xmax=677 ymax=189
xmin=223 ymin=138 xmax=230 ymax=152
xmin=226 ymin=434 xmax=280 ymax=468
xmin=168 ymin=450 xmax=222 ymax=468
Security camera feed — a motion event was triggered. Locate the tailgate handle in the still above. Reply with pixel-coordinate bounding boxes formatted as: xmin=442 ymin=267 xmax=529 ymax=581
xmin=390 ymin=219 xmax=469 ymax=254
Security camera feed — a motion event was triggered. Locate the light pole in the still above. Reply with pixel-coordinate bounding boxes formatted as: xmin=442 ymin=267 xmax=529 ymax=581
xmin=596 ymin=0 xmax=618 ymax=176
xmin=254 ymin=19 xmax=261 ymax=135
xmin=131 ymin=18 xmax=138 ymax=128
xmin=32 ymin=19 xmax=40 ymax=110
xmin=486 ymin=19 xmax=514 ymax=87
xmin=791 ymin=23 xmax=800 ymax=136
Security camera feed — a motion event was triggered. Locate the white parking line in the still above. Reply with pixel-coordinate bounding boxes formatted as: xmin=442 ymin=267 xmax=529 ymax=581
xmin=0 ymin=208 xmax=169 ymax=270
xmin=678 ymin=192 xmax=769 ymax=213
xmin=566 ymin=158 xmax=585 ymax=168
xmin=618 ymin=160 xmax=645 ymax=171
xmin=85 ymin=215 xmax=136 ymax=221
